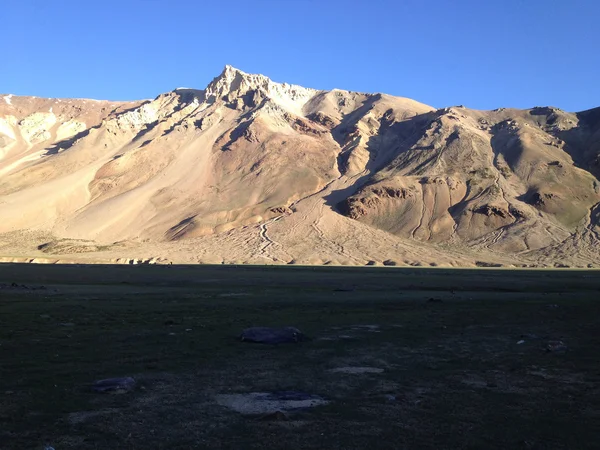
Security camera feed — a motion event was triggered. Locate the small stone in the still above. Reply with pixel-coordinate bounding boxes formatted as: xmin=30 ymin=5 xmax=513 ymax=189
xmin=517 ymin=340 xmax=525 ymax=345
xmin=60 ymin=322 xmax=75 ymax=327
xmin=384 ymin=394 xmax=396 ymax=402
xmin=92 ymin=377 xmax=136 ymax=394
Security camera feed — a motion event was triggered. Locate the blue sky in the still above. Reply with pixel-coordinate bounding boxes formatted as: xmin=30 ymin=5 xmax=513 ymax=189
xmin=2 ymin=0 xmax=598 ymax=111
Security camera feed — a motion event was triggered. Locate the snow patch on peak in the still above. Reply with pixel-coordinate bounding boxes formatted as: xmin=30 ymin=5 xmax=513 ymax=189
xmin=19 ymin=112 xmax=57 ymax=144
xmin=3 ymin=95 xmax=13 ymax=105
xmin=205 ymin=65 xmax=318 ymax=116
xmin=114 ymin=102 xmax=159 ymax=130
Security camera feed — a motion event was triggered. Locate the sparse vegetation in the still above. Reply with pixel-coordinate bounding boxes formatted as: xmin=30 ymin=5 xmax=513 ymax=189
xmin=497 ymin=162 xmax=512 ymax=178
xmin=469 ymin=167 xmax=496 ymax=180
xmin=1 ymin=264 xmax=599 ymax=449
xmin=488 ymin=184 xmax=501 ymax=196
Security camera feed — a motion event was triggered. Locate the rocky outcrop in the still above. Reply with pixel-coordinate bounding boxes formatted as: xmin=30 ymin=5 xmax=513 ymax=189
xmin=341 ymin=186 xmax=415 ymax=219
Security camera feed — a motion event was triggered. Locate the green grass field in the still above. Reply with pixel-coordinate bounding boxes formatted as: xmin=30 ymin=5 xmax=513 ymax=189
xmin=1 ymin=264 xmax=599 ymax=449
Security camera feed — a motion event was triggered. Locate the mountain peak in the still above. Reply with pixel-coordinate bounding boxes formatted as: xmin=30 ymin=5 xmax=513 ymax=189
xmin=222 ymin=64 xmax=244 ymax=75
xmin=217 ymin=64 xmax=248 ymax=83
xmin=205 ymin=65 xmax=264 ymax=100
xmin=204 ymin=66 xmax=318 ymax=113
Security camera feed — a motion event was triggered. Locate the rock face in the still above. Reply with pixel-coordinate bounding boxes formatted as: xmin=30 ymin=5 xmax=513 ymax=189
xmin=0 ymin=66 xmax=599 ymax=266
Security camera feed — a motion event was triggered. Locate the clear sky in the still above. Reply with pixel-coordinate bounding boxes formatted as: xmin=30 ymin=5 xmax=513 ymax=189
xmin=2 ymin=0 xmax=598 ymax=111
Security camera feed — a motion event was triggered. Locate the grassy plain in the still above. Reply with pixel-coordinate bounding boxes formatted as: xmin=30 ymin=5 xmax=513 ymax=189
xmin=1 ymin=264 xmax=599 ymax=449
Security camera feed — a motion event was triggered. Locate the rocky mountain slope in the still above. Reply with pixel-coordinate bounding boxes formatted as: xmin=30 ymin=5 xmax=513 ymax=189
xmin=0 ymin=66 xmax=598 ymax=267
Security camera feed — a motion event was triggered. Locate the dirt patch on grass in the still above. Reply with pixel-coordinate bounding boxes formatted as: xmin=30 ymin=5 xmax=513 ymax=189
xmin=215 ymin=392 xmax=329 ymax=415
xmin=68 ymin=408 xmax=121 ymax=425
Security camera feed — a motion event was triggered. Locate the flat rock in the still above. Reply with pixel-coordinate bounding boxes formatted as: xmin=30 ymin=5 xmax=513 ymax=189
xmin=240 ymin=327 xmax=305 ymax=344
xmin=215 ymin=391 xmax=328 ymax=415
xmin=329 ymin=367 xmax=384 ymax=374
xmin=92 ymin=377 xmax=136 ymax=394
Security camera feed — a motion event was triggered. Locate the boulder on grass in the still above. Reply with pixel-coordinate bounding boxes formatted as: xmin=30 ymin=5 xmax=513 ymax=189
xmin=240 ymin=327 xmax=306 ymax=344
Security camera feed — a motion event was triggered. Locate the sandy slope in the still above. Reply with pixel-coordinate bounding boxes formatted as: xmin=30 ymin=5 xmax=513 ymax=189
xmin=0 ymin=67 xmax=598 ymax=267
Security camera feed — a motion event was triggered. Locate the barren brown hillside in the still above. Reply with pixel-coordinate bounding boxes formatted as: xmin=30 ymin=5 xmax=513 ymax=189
xmin=0 ymin=67 xmax=598 ymax=267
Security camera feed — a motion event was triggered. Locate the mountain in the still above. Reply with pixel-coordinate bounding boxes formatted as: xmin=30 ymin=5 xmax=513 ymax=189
xmin=0 ymin=66 xmax=598 ymax=267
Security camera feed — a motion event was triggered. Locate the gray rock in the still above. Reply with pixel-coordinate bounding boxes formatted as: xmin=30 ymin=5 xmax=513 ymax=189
xmin=92 ymin=377 xmax=136 ymax=394
xmin=546 ymin=341 xmax=568 ymax=352
xmin=240 ymin=327 xmax=306 ymax=344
